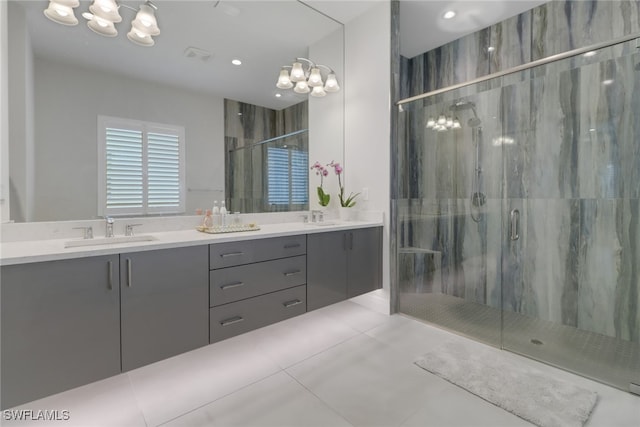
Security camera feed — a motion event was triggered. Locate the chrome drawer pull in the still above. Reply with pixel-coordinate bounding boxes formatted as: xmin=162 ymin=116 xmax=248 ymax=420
xmin=284 ymin=270 xmax=301 ymax=277
xmin=221 ymin=251 xmax=244 ymax=258
xmin=220 ymin=316 xmax=244 ymax=327
xmin=107 ymin=260 xmax=113 ymax=290
xmin=126 ymin=258 xmax=132 ymax=287
xmin=284 ymin=243 xmax=301 ymax=249
xmin=283 ymin=299 xmax=303 ymax=308
xmin=220 ymin=281 xmax=245 ymax=290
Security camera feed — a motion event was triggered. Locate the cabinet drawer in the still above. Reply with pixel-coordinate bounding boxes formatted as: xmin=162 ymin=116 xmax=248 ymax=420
xmin=209 ymin=235 xmax=306 ymax=269
xmin=210 ymin=255 xmax=306 ymax=307
xmin=210 ymin=285 xmax=307 ymax=343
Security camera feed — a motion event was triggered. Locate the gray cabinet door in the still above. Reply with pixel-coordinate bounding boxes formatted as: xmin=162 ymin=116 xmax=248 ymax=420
xmin=1 ymin=255 xmax=120 ymax=409
xmin=120 ymin=246 xmax=209 ymax=371
xmin=307 ymin=231 xmax=348 ymax=310
xmin=347 ymin=227 xmax=382 ymax=298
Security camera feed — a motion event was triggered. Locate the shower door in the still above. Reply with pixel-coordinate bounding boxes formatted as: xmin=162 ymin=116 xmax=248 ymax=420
xmin=396 ymin=85 xmax=506 ymax=349
xmin=499 ymin=39 xmax=640 ymax=391
xmin=395 ymin=36 xmax=640 ymax=392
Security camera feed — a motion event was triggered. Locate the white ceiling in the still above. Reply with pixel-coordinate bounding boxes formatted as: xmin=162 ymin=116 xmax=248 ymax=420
xmin=397 ymin=0 xmax=549 ymax=58
xmin=16 ymin=0 xmax=549 ymax=110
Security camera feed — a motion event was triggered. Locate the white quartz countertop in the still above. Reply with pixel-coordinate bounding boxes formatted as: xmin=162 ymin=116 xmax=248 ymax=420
xmin=0 ymin=220 xmax=383 ymax=266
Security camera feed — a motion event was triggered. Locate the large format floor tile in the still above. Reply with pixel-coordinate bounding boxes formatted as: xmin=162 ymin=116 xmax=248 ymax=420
xmin=161 ymin=371 xmax=353 ymax=427
xmin=2 ymin=374 xmax=146 ymax=427
xmin=286 ymin=333 xmax=441 ymax=427
xmin=4 ymin=291 xmax=638 ymax=427
xmin=244 ymin=307 xmax=361 ymax=369
xmin=127 ymin=332 xmax=281 ymax=426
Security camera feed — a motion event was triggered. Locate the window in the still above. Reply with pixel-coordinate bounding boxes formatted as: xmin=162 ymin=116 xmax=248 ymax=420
xmin=267 ymin=147 xmax=308 ymax=208
xmin=98 ymin=116 xmax=185 ymax=217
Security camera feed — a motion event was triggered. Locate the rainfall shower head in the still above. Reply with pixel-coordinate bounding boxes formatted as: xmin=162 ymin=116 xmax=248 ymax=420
xmin=449 ymin=101 xmax=476 ymax=111
xmin=450 ymin=101 xmax=481 ymax=126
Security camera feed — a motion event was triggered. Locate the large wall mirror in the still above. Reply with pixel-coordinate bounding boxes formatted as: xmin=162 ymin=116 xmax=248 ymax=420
xmin=6 ymin=0 xmax=344 ymax=222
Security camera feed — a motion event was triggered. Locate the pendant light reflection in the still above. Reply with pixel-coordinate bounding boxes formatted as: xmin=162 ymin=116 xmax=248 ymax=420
xmin=426 ymin=114 xmax=461 ymax=132
xmin=44 ymin=0 xmax=80 ymax=26
xmin=275 ymin=57 xmax=340 ymax=98
xmin=45 ymin=0 xmax=160 ymax=47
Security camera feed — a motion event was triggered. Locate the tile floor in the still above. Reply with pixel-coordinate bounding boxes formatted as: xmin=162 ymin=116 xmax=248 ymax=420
xmin=5 ymin=290 xmax=639 ymax=427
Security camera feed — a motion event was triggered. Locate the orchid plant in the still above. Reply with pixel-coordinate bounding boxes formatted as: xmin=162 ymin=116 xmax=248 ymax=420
xmin=328 ymin=161 xmax=359 ymax=207
xmin=310 ymin=161 xmax=330 ymax=207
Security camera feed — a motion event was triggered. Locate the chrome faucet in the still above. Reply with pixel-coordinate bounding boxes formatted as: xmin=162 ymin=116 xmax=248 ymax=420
xmin=105 ymin=216 xmax=114 ymax=238
xmin=311 ymin=210 xmax=324 ymax=223
xmin=125 ymin=223 xmax=142 ymax=236
xmin=73 ymin=226 xmax=93 ymax=239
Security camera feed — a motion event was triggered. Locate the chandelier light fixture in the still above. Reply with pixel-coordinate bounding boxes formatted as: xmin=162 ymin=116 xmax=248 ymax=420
xmin=43 ymin=0 xmax=80 ymax=26
xmin=44 ymin=0 xmax=161 ymax=47
xmin=276 ymin=58 xmax=340 ymax=98
xmin=425 ymin=114 xmax=461 ymax=132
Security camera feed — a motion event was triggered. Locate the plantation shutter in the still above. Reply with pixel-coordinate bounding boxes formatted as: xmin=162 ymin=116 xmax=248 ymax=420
xmin=105 ymin=127 xmax=144 ymax=211
xmin=99 ymin=116 xmax=185 ymax=216
xmin=267 ymin=147 xmax=308 ymax=206
xmin=148 ymin=131 xmax=181 ymax=209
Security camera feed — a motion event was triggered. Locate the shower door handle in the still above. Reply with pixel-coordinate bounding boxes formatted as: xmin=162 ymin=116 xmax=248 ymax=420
xmin=510 ymin=209 xmax=520 ymax=241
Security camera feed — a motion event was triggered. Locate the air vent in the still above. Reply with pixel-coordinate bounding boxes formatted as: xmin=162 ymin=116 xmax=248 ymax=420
xmin=184 ymin=47 xmax=213 ymax=62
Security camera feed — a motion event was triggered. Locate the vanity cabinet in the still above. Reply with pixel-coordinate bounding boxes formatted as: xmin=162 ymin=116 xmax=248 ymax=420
xmin=1 ymin=255 xmax=121 ymax=409
xmin=307 ymin=227 xmax=382 ymax=311
xmin=120 ymin=246 xmax=209 ymax=371
xmin=209 ymin=235 xmax=307 ymax=343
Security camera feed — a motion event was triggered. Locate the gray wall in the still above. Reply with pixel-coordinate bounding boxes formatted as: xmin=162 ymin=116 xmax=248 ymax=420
xmin=29 ymin=57 xmax=224 ymax=221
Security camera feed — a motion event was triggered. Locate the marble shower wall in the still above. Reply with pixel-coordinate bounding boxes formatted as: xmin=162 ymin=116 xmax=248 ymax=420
xmin=224 ymin=100 xmax=307 ymax=213
xmin=398 ymin=1 xmax=640 ymax=342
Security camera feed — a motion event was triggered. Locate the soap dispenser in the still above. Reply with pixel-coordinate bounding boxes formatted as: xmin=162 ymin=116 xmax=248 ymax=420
xmin=220 ymin=201 xmax=228 ymax=227
xmin=212 ymin=201 xmax=220 ymax=227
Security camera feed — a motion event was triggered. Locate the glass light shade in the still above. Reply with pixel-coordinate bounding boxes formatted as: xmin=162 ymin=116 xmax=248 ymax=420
xmin=436 ymin=124 xmax=447 ymax=132
xmin=324 ymin=73 xmax=340 ymax=92
xmin=452 ymin=119 xmax=462 ymax=129
xmin=310 ymin=85 xmax=326 ymax=97
xmin=426 ymin=118 xmax=435 ymax=128
xmin=293 ymin=80 xmax=310 ymax=94
xmin=87 ymin=16 xmax=117 ymax=36
xmin=437 ymin=115 xmax=446 ymax=125
xmin=276 ymin=68 xmax=293 ymax=89
xmin=446 ymin=118 xmax=454 ymax=128
xmin=308 ymin=67 xmax=323 ymax=87
xmin=53 ymin=0 xmax=80 ymax=6
xmin=290 ymin=62 xmax=305 ymax=82
xmin=89 ymin=0 xmax=122 ymax=23
xmin=44 ymin=2 xmax=78 ymax=26
xmin=131 ymin=4 xmax=160 ymax=35
xmin=127 ymin=29 xmax=155 ymax=47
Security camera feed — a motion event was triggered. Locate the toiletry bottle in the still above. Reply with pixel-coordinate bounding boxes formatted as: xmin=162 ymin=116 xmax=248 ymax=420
xmin=202 ymin=209 xmax=213 ymax=228
xmin=212 ymin=201 xmax=220 ymax=227
xmin=220 ymin=201 xmax=228 ymax=227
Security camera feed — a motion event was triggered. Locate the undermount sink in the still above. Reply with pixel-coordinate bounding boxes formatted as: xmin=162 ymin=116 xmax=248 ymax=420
xmin=65 ymin=235 xmax=157 ymax=248
xmin=305 ymin=221 xmax=338 ymax=227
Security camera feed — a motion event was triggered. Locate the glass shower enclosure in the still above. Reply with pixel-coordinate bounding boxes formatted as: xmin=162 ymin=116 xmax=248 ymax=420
xmin=394 ymin=36 xmax=640 ymax=392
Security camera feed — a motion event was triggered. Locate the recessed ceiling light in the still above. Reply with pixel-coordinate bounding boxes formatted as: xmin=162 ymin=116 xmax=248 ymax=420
xmin=583 ymin=51 xmax=597 ymax=58
xmin=275 ymin=93 xmax=282 ymax=98
xmin=602 ymin=79 xmax=614 ymax=85
xmin=231 ymin=59 xmax=242 ymax=66
xmin=443 ymin=10 xmax=456 ymax=19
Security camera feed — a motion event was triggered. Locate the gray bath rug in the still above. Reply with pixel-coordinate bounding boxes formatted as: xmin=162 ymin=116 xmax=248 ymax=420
xmin=415 ymin=341 xmax=598 ymax=427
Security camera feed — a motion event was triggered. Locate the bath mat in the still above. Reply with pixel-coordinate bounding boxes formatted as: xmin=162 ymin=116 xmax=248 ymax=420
xmin=414 ymin=341 xmax=598 ymax=427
